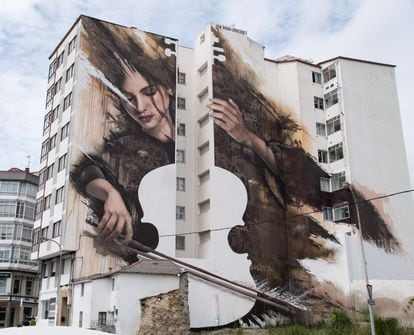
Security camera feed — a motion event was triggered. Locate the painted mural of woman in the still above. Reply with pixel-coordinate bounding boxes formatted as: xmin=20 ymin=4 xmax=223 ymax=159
xmin=209 ymin=28 xmax=400 ymax=318
xmin=70 ymin=17 xmax=176 ymax=251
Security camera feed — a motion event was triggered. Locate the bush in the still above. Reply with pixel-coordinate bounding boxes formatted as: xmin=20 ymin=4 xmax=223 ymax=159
xmin=375 ymin=317 xmax=399 ymax=335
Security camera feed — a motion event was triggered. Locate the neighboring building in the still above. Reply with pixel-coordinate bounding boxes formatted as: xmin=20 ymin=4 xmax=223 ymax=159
xmin=71 ymin=259 xmax=180 ymax=333
xmin=32 ymin=15 xmax=414 ymax=332
xmin=0 ymin=168 xmax=39 ymax=327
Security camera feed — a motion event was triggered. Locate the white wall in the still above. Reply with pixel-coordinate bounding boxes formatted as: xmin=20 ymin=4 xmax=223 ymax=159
xmin=115 ymin=273 xmax=179 ymax=335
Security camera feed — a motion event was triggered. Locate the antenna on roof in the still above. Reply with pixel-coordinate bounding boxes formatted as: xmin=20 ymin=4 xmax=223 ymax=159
xmin=26 ymin=155 xmax=31 ymax=170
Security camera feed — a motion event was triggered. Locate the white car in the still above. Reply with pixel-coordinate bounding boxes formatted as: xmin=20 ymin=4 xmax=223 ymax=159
xmin=0 ymin=326 xmax=109 ymax=335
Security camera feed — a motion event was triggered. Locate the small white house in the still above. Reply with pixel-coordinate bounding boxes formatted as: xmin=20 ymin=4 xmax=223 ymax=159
xmin=71 ymin=259 xmax=181 ymax=335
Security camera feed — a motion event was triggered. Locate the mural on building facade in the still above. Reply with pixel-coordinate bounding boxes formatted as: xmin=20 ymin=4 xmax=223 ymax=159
xmin=210 ymin=26 xmax=401 ymax=321
xmin=70 ymin=17 xmax=176 ymax=262
xmin=67 ymin=16 xmax=404 ymax=328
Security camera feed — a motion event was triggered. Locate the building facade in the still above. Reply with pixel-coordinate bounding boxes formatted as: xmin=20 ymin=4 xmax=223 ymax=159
xmin=0 ymin=168 xmax=39 ymax=327
xmin=32 ymin=15 xmax=414 ymax=332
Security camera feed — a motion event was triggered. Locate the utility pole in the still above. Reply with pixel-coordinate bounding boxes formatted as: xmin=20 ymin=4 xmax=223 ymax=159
xmin=346 ymin=183 xmax=376 ymax=335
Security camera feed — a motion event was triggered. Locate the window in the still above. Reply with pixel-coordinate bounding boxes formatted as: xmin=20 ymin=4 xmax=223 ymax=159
xmin=320 ymin=178 xmax=330 ymax=192
xmin=0 ymin=200 xmax=28 ymax=218
xmin=61 ymin=122 xmax=70 ymax=140
xmin=323 ymin=63 xmax=336 ymax=82
xmin=13 ymin=277 xmax=20 ymax=294
xmin=63 ymin=92 xmax=72 ymax=110
xmin=331 ymin=171 xmax=346 ymax=191
xmin=314 ymin=97 xmax=324 ymax=110
xmin=68 ymin=36 xmax=77 ymax=54
xmin=0 ymin=247 xmax=11 ymax=262
xmin=177 ymin=123 xmax=186 ymax=136
xmin=326 ymin=115 xmax=341 ymax=135
xmin=54 ymin=77 xmax=62 ymax=95
xmin=0 ymin=277 xmax=7 ymax=294
xmin=98 ymin=312 xmax=107 ymax=326
xmin=176 ymin=150 xmax=185 ymax=163
xmin=45 ymin=85 xmax=55 ymax=107
xmin=25 ymin=278 xmax=33 ymax=296
xmin=22 ymin=225 xmax=32 ymax=242
xmin=49 ymin=134 xmax=57 ymax=151
xmin=333 ymin=202 xmax=350 ymax=221
xmin=58 ymin=154 xmax=67 ymax=172
xmin=176 ymin=206 xmax=185 ymax=220
xmin=316 ymin=123 xmax=326 ymax=136
xmin=198 ymin=141 xmax=209 ymax=155
xmin=48 ymin=59 xmax=57 ymax=80
xmin=197 ymin=87 xmax=208 ymax=101
xmin=200 ymin=33 xmax=205 ymax=44
xmin=198 ymin=61 xmax=208 ymax=75
xmin=32 ymin=228 xmax=40 ymax=250
xmin=47 ymin=163 xmax=54 ymax=180
xmin=176 ymin=177 xmax=185 ymax=191
xmin=312 ymin=71 xmax=322 ymax=84
xmin=111 ymin=278 xmax=115 ymax=291
xmin=41 ymin=227 xmax=48 ymax=239
xmin=324 ymin=89 xmax=338 ymax=108
xmin=80 ymin=283 xmax=84 ymax=297
xmin=198 ymin=199 xmax=210 ymax=214
xmin=79 ymin=311 xmax=83 ymax=327
xmin=0 ymin=181 xmax=19 ymax=195
xmin=52 ymin=220 xmax=61 ymax=238
xmin=178 ymin=72 xmax=186 ymax=84
xmin=43 ymin=106 xmax=59 ymax=135
xmin=0 ymin=223 xmax=13 ymax=239
xmin=198 ymin=114 xmax=209 ymax=128
xmin=177 ymin=97 xmax=186 ymax=110
xmin=322 ymin=207 xmax=333 ymax=221
xmin=35 ymin=198 xmax=43 ymax=220
xmin=44 ymin=195 xmax=51 ymax=210
xmin=40 ymin=140 xmax=49 ymax=162
xmin=65 ymin=63 xmax=75 ymax=82
xmin=198 ymin=170 xmax=210 ymax=185
xmin=176 ymin=236 xmax=185 ymax=250
xmin=56 ymin=187 xmax=64 ymax=204
xmin=318 ymin=150 xmax=328 ymax=163
xmin=328 ymin=143 xmax=344 ymax=162
xmin=56 ymin=52 xmax=64 ymax=68
xmin=42 ymin=299 xmax=53 ymax=319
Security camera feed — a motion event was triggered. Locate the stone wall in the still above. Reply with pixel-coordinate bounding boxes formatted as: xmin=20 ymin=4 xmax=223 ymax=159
xmin=137 ymin=273 xmax=190 ymax=335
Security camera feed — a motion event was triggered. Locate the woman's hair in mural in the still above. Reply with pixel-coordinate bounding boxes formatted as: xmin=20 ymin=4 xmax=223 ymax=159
xmin=212 ymin=28 xmax=400 ymax=298
xmin=80 ymin=16 xmax=176 ymax=129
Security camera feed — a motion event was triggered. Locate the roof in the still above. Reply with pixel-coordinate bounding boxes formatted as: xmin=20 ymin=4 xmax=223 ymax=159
xmin=0 ymin=168 xmax=39 ymax=184
xmin=72 ymin=259 xmax=181 ymax=284
xmin=115 ymin=259 xmax=181 ymax=276
xmin=317 ymin=56 xmax=395 ymax=68
xmin=266 ymin=55 xmax=321 ymax=69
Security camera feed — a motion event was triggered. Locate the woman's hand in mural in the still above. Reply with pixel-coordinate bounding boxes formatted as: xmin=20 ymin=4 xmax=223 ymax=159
xmin=208 ymin=98 xmax=277 ymax=173
xmin=85 ymin=178 xmax=133 ymax=245
xmin=208 ymin=98 xmax=254 ymax=147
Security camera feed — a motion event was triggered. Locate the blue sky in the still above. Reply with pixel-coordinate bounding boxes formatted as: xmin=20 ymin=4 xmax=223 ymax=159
xmin=0 ymin=0 xmax=413 ymax=186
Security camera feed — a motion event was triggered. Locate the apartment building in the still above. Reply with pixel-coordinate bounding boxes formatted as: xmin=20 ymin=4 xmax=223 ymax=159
xmin=32 ymin=15 xmax=414 ymax=331
xmin=0 ymin=168 xmax=39 ymax=327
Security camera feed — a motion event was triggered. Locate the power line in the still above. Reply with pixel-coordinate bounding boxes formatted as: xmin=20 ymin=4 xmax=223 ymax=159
xmin=157 ymin=188 xmax=414 ymax=238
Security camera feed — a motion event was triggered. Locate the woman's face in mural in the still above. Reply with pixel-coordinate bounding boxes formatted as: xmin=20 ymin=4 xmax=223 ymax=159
xmin=120 ymin=67 xmax=171 ymax=137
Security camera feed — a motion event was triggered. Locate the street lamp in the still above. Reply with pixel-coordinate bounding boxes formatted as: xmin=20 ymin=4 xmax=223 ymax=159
xmin=344 ymin=183 xmax=376 ymax=335
xmin=39 ymin=237 xmax=63 ymax=326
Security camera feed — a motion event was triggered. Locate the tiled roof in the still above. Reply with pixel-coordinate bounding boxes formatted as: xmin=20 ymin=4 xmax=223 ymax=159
xmin=116 ymin=259 xmax=181 ymax=276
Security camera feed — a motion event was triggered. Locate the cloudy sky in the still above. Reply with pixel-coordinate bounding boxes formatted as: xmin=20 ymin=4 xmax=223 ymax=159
xmin=0 ymin=0 xmax=413 ymax=186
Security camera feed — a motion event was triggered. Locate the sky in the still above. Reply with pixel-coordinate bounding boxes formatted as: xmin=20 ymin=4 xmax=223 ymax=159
xmin=0 ymin=0 xmax=413 ymax=186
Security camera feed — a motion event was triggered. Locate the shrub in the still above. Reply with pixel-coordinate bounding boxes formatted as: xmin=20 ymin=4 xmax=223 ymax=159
xmin=375 ymin=317 xmax=399 ymax=335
